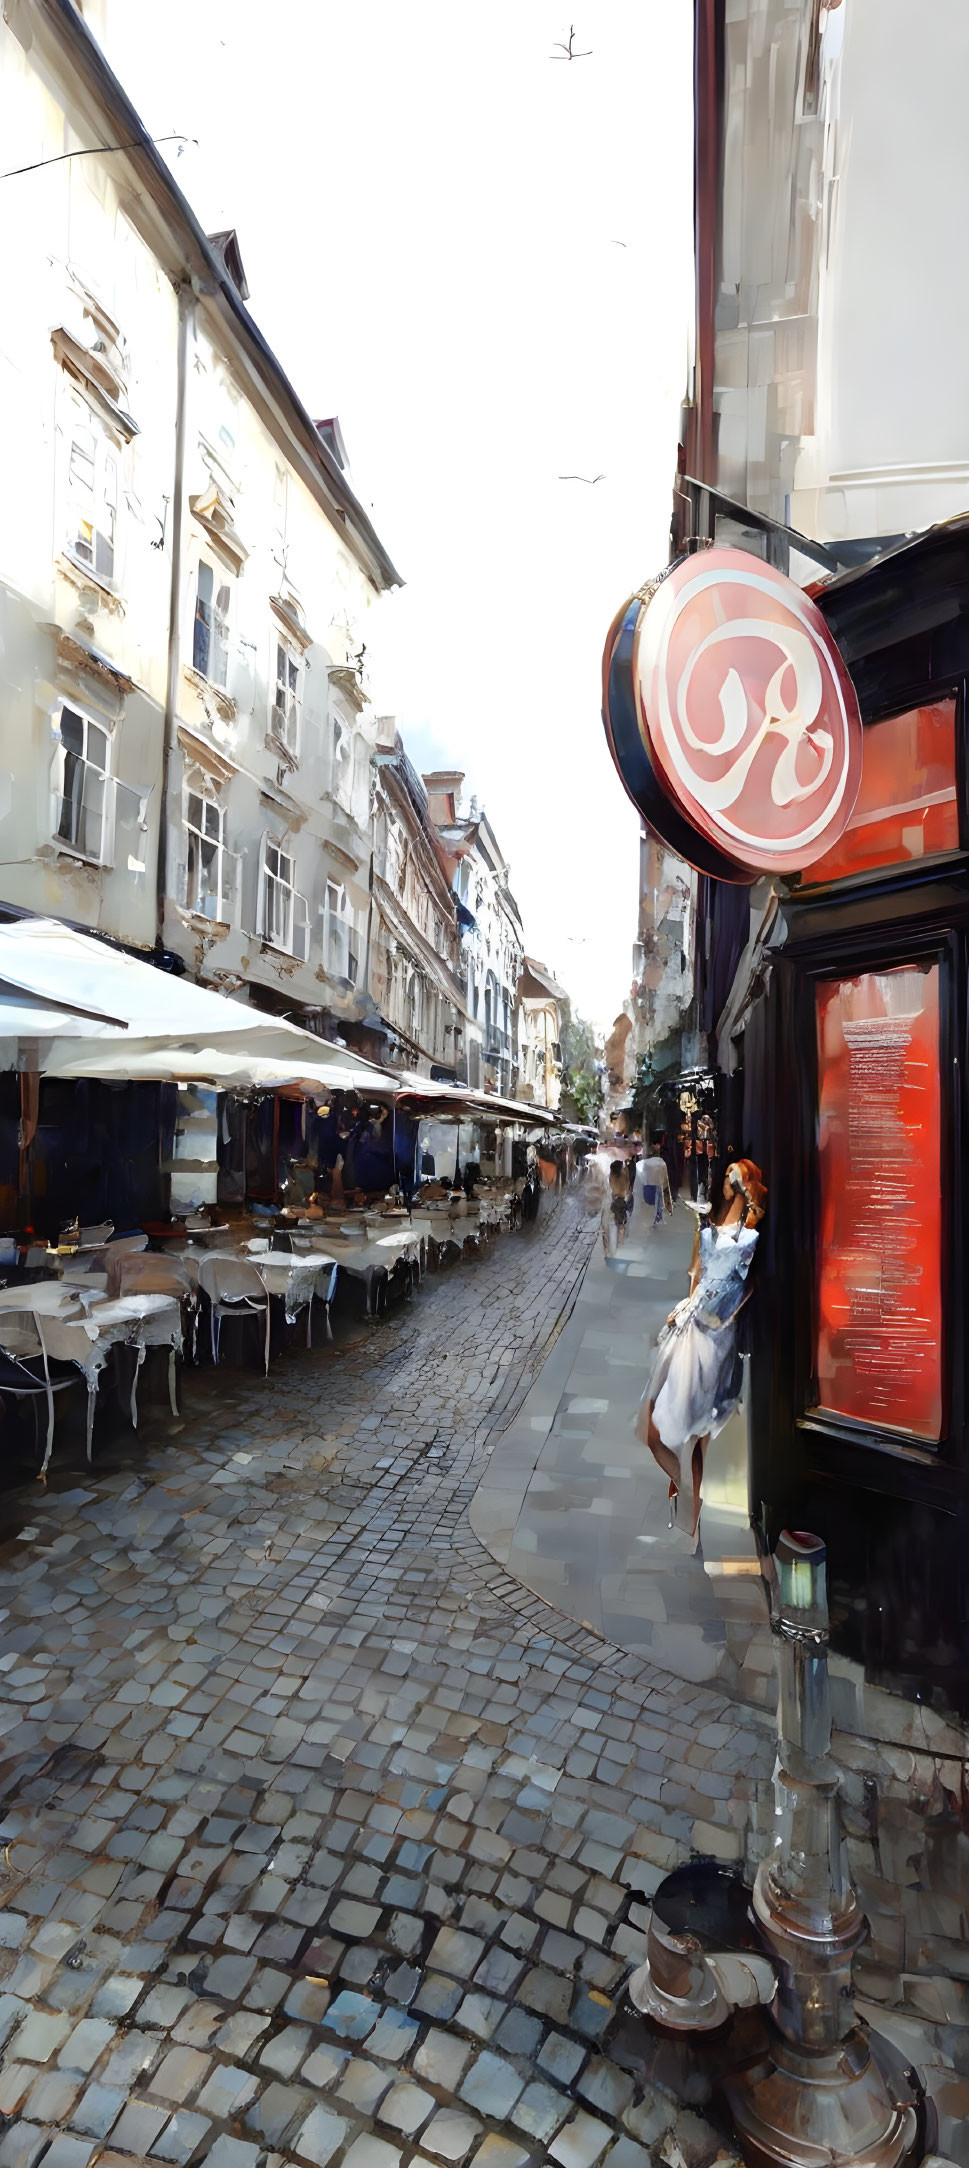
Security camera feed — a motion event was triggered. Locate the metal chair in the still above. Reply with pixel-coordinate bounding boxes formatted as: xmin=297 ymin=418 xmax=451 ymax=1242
xmin=0 ymin=1323 xmax=80 ymax=1477
xmin=197 ymin=1254 xmax=271 ymax=1373
xmin=114 ymin=1254 xmax=195 ymax=1412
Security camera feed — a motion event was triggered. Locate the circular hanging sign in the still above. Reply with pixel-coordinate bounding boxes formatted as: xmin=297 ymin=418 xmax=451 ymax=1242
xmin=633 ymin=548 xmax=863 ymax=876
xmin=602 ymin=548 xmax=864 ymax=879
xmin=601 ymin=592 xmax=750 ymax=884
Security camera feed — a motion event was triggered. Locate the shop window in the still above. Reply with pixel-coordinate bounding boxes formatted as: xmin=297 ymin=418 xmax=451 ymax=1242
xmin=51 ymin=703 xmax=113 ymax=862
xmin=801 ymin=699 xmax=959 ymax=885
xmin=66 ymin=405 xmax=119 ymax=582
xmin=260 ymin=840 xmax=309 ymax=959
xmin=271 ymin=638 xmax=302 ymax=758
xmin=185 ymin=788 xmax=226 ymax=920
xmin=193 ymin=559 xmax=231 ymax=687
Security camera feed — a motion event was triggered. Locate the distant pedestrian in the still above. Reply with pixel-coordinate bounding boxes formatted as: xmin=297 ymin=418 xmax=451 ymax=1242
xmin=641 ymin=1139 xmax=674 ymax=1227
xmin=604 ymin=1159 xmax=629 ymax=1253
xmin=625 ymin=1151 xmax=638 ymax=1219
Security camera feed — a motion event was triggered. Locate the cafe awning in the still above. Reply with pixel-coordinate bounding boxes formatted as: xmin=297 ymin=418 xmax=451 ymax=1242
xmin=394 ymin=1071 xmax=559 ymax=1126
xmin=0 ymin=918 xmax=400 ymax=1095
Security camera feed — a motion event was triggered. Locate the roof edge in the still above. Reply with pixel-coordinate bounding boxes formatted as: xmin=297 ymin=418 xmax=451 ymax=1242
xmin=38 ymin=0 xmax=403 ymax=593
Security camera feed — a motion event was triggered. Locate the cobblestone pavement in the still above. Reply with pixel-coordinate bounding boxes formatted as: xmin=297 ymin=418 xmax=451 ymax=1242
xmin=0 ymin=1195 xmax=778 ymax=2168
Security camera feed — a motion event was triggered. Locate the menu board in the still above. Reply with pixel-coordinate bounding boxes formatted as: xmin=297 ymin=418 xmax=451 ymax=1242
xmin=816 ymin=964 xmax=942 ymax=1442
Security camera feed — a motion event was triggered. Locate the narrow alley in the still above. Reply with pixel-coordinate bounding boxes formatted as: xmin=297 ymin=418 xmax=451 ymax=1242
xmin=0 ymin=1197 xmax=775 ymax=2168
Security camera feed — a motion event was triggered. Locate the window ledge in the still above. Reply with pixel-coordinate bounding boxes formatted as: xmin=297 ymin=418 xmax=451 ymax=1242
xmin=51 ymin=841 xmax=110 ymax=872
xmin=56 ymin=555 xmax=125 ymax=616
xmin=258 ymin=936 xmax=306 ymax=965
xmin=183 ymin=666 xmax=236 ymax=722
xmin=178 ymin=906 xmax=232 ymax=942
xmin=265 ymin=729 xmax=299 ymax=771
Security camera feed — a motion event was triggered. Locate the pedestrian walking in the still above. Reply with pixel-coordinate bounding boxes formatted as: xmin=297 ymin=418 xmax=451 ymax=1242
xmin=641 ymin=1138 xmax=673 ymax=1227
xmin=604 ymin=1158 xmax=630 ymax=1254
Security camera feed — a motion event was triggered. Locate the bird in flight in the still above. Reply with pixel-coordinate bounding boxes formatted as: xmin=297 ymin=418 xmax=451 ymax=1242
xmin=559 ymin=473 xmax=605 ymax=485
xmin=551 ymin=25 xmax=592 ymax=59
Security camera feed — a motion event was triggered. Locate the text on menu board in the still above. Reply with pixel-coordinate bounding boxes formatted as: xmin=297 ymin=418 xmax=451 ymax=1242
xmin=815 ymin=963 xmax=942 ymax=1442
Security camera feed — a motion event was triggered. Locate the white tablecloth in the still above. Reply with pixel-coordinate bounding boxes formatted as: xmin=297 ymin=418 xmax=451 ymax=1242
xmin=0 ymin=1287 xmax=181 ymax=1467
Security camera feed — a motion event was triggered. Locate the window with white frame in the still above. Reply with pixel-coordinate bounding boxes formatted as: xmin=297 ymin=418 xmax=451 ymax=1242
xmin=51 ymin=704 xmax=113 ymax=862
xmin=324 ymin=879 xmax=357 ymax=983
xmin=260 ymin=840 xmax=309 ymax=959
xmin=352 ymin=735 xmax=370 ymax=809
xmin=271 ymin=638 xmax=302 ymax=757
xmin=332 ymin=715 xmax=350 ymax=794
xmin=185 ymin=787 xmax=226 ymax=920
xmin=408 ymin=969 xmax=423 ymax=1044
xmin=66 ymin=403 xmax=119 ymax=582
xmin=193 ymin=559 xmax=231 ymax=687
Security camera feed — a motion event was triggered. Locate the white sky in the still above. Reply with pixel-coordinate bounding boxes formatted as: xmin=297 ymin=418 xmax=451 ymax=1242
xmin=95 ymin=0 xmax=694 ymax=1033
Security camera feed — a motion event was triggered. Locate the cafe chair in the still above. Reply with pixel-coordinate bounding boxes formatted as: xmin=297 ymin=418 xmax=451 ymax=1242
xmin=0 ymin=1322 xmax=80 ymax=1477
xmin=198 ymin=1254 xmax=271 ymax=1374
xmin=115 ymin=1254 xmax=196 ymax=1412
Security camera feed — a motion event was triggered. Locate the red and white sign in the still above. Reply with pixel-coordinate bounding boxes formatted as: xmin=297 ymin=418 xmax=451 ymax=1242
xmin=633 ymin=549 xmax=863 ymax=875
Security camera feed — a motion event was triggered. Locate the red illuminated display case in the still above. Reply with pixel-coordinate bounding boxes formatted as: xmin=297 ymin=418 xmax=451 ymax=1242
xmin=741 ymin=522 xmax=969 ymax=1720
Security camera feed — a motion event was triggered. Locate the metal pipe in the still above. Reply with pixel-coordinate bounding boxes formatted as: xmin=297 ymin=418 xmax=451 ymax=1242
xmin=725 ymin=1531 xmax=921 ymax=2168
xmin=629 ymin=1529 xmax=923 ymax=2165
xmin=157 ymin=282 xmax=190 ymax=951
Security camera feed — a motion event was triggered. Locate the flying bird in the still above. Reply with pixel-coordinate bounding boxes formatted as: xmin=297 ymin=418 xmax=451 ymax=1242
xmin=551 ymin=24 xmax=592 ymax=59
xmin=559 ymin=473 xmax=605 ymax=485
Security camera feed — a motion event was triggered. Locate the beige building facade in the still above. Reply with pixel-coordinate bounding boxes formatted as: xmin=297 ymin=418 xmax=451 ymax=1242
xmin=423 ymin=777 xmax=524 ymax=1099
xmin=370 ymin=722 xmax=468 ymax=1077
xmin=0 ymin=0 xmax=398 ymax=1040
xmin=517 ymin=959 xmax=566 ymax=1112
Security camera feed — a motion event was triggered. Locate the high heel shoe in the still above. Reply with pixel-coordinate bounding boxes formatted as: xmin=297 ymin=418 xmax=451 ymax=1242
xmin=668 ymin=1482 xmax=678 ymax=1530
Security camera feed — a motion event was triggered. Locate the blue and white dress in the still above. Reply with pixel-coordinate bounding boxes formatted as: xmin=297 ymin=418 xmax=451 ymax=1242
xmin=642 ymin=1219 xmax=759 ymax=1466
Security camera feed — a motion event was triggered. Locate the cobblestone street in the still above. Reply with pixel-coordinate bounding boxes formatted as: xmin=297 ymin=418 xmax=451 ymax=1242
xmin=0 ymin=1196 xmax=778 ymax=2168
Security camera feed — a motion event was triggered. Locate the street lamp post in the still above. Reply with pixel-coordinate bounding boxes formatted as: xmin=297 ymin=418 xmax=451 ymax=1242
xmin=724 ymin=1531 xmax=921 ymax=2168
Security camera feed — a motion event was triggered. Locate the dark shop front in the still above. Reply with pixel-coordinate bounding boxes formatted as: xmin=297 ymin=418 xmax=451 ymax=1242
xmin=745 ymin=519 xmax=969 ymax=1721
xmin=604 ymin=528 xmax=969 ymax=1723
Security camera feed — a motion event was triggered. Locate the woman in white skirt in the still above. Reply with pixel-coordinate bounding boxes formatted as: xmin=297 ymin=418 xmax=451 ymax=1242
xmin=634 ymin=1158 xmax=767 ymax=1540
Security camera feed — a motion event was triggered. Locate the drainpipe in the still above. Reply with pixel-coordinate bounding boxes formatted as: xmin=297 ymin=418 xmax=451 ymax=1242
xmin=363 ymin=840 xmax=375 ymax=1026
xmin=157 ymin=282 xmax=191 ymax=951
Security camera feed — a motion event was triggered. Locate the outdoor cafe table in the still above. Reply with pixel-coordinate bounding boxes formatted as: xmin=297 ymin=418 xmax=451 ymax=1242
xmin=293 ymin=1225 xmax=424 ymax=1314
xmin=0 ymin=1284 xmax=181 ymax=1465
xmin=186 ymin=1246 xmax=341 ymax=1340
